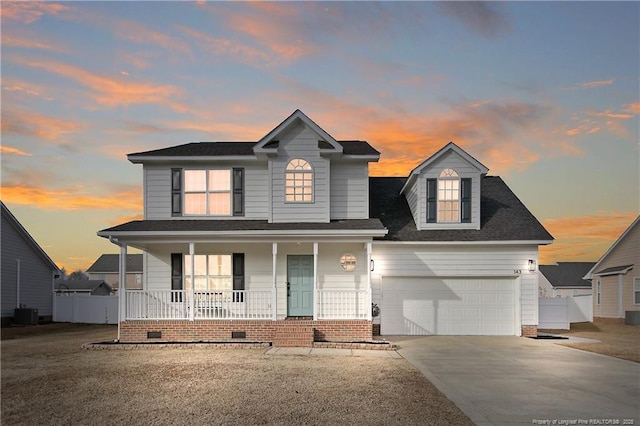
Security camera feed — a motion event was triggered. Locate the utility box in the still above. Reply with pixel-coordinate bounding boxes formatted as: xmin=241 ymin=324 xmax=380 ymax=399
xmin=14 ymin=308 xmax=38 ymax=325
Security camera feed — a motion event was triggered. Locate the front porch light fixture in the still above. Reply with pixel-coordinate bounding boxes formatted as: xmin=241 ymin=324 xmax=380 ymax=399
xmin=528 ymin=259 xmax=536 ymax=272
xmin=370 ymin=259 xmax=375 ymax=272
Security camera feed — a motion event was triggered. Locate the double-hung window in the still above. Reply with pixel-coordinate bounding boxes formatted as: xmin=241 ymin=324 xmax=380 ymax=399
xmin=427 ymin=169 xmax=471 ymax=223
xmin=184 ymin=169 xmax=231 ymax=215
xmin=634 ymin=277 xmax=640 ymax=305
xmin=184 ymin=254 xmax=232 ymax=291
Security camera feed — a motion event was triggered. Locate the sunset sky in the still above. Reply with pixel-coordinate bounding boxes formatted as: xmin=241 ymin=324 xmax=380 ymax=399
xmin=1 ymin=1 xmax=638 ymax=272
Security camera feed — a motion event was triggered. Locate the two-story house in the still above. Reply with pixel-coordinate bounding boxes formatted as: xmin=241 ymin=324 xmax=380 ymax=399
xmin=98 ymin=110 xmax=553 ymax=345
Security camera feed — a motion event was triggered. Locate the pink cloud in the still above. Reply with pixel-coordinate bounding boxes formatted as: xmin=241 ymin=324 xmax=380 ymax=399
xmin=2 ymin=109 xmax=85 ymax=141
xmin=0 ymin=145 xmax=32 ymax=156
xmin=12 ymin=56 xmax=187 ymax=111
xmin=1 ymin=2 xmax=70 ymax=24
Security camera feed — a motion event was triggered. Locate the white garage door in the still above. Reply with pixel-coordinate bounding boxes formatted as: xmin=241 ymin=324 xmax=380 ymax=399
xmin=381 ymin=277 xmax=517 ymax=335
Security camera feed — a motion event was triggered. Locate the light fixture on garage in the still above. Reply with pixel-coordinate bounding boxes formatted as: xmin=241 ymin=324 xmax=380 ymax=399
xmin=528 ymin=259 xmax=536 ymax=272
xmin=370 ymin=259 xmax=375 ymax=272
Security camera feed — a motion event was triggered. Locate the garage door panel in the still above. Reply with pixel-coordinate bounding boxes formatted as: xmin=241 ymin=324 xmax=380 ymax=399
xmin=381 ymin=277 xmax=516 ymax=336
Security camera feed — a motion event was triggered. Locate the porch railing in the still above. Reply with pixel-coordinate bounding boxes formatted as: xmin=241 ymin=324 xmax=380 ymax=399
xmin=317 ymin=290 xmax=369 ymax=320
xmin=125 ymin=290 xmax=273 ymax=320
xmin=125 ymin=289 xmax=370 ymax=321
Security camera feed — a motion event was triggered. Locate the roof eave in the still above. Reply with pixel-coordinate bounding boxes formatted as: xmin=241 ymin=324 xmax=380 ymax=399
xmin=128 ymin=155 xmax=257 ymax=163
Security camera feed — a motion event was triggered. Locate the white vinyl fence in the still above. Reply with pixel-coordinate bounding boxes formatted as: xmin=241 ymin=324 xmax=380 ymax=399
xmin=539 ymin=295 xmax=593 ymax=330
xmin=53 ymin=294 xmax=118 ymax=324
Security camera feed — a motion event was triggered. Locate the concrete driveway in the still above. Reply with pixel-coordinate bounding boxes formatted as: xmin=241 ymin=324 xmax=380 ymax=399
xmin=389 ymin=336 xmax=639 ymax=426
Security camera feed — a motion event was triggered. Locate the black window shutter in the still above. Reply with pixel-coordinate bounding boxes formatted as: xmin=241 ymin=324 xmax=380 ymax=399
xmin=171 ymin=169 xmax=182 ymax=216
xmin=461 ymin=178 xmax=471 ymax=223
xmin=232 ymin=253 xmax=245 ymax=302
xmin=171 ymin=253 xmax=183 ymax=302
xmin=426 ymin=178 xmax=437 ymax=223
xmin=232 ymin=168 xmax=244 ymax=216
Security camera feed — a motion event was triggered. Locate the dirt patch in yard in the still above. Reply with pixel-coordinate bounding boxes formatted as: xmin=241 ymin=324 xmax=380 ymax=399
xmin=540 ymin=319 xmax=640 ymax=363
xmin=1 ymin=324 xmax=471 ymax=425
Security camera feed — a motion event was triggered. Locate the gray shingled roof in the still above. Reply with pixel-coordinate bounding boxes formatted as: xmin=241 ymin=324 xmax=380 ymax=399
xmin=86 ymin=254 xmax=143 ymax=273
xmin=128 ymin=141 xmax=379 ymax=158
xmin=369 ymin=176 xmax=554 ymax=241
xmin=54 ymin=280 xmax=113 ymax=292
xmin=100 ymin=219 xmax=386 ymax=234
xmin=539 ymin=262 xmax=594 ymax=288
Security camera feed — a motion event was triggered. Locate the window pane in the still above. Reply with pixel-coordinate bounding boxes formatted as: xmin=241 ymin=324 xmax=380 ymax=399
xmin=194 ymin=276 xmax=207 ymax=290
xmin=208 ymin=193 xmax=230 ymax=215
xmin=209 ymin=277 xmax=232 ymax=291
xmin=184 ymin=170 xmax=206 ymax=191
xmin=209 ymin=255 xmax=231 ymax=276
xmin=184 ymin=193 xmax=206 ymax=214
xmin=209 ymin=170 xmax=230 ymax=191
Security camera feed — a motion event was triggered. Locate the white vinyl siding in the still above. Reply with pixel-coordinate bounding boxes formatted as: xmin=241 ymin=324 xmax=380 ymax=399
xmin=144 ymin=163 xmax=268 ymax=220
xmin=144 ymin=166 xmax=171 ymax=219
xmin=330 ymin=162 xmax=369 ymax=219
xmin=371 ymin=244 xmax=539 ymax=327
xmin=405 ymin=181 xmax=420 ymax=229
xmin=270 ymin=123 xmax=330 ymax=223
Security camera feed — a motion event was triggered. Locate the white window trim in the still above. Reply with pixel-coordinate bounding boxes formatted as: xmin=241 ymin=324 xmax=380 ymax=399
xmin=285 ymin=158 xmax=314 ymax=203
xmin=184 ymin=254 xmax=232 ymax=291
xmin=437 ymin=168 xmax=460 ymax=223
xmin=183 ymin=169 xmax=232 ymax=216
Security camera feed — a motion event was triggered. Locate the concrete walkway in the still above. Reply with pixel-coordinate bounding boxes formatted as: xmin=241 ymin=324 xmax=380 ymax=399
xmin=390 ymin=336 xmax=639 ymax=425
xmin=265 ymin=347 xmax=402 ymax=358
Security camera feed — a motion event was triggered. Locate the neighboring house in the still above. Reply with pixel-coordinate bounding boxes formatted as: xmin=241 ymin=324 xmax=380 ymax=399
xmin=585 ymin=215 xmax=640 ymax=319
xmin=538 ymin=262 xmax=594 ymax=298
xmin=86 ymin=254 xmax=143 ymax=292
xmin=1 ymin=201 xmax=61 ymax=325
xmin=55 ymin=280 xmax=113 ymax=296
xmin=97 ymin=110 xmax=553 ymax=345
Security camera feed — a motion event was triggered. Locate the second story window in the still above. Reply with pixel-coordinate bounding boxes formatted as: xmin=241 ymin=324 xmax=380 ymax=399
xmin=285 ymin=159 xmax=313 ymax=202
xmin=438 ymin=168 xmax=459 ymax=222
xmin=184 ymin=169 xmax=231 ymax=215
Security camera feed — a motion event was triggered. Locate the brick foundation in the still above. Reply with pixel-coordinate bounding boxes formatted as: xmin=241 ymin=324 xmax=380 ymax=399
xmin=119 ymin=320 xmax=372 ymax=347
xmin=372 ymin=323 xmax=380 ymax=336
xmin=521 ymin=325 xmax=537 ymax=337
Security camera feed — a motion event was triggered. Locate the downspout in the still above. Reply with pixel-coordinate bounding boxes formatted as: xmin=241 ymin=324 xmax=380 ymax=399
xmin=16 ymin=259 xmax=21 ymax=309
xmin=313 ymin=242 xmax=318 ymax=321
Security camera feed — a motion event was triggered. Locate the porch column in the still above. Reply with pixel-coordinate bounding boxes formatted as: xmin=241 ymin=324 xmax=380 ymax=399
xmin=272 ymin=242 xmax=278 ymax=320
xmin=366 ymin=242 xmax=372 ymax=321
xmin=189 ymin=242 xmax=195 ymax=321
xmin=118 ymin=244 xmax=127 ymax=341
xmin=313 ymin=242 xmax=318 ymax=321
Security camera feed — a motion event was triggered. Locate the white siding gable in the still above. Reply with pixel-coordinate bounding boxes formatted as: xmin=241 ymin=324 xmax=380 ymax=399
xmin=270 ymin=122 xmax=330 ymax=223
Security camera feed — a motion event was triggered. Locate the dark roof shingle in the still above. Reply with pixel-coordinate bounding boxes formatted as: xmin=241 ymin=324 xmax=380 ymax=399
xmin=86 ymin=254 xmax=143 ymax=273
xmin=128 ymin=141 xmax=379 ymax=158
xmin=369 ymin=176 xmax=553 ymax=241
xmin=539 ymin=262 xmax=595 ymax=288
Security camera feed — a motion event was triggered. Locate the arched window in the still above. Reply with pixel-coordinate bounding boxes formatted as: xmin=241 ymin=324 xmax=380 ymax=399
xmin=285 ymin=159 xmax=313 ymax=202
xmin=438 ymin=168 xmax=459 ymax=222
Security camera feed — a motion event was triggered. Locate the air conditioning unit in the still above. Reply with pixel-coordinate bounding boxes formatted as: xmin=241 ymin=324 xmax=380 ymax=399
xmin=14 ymin=308 xmax=38 ymax=325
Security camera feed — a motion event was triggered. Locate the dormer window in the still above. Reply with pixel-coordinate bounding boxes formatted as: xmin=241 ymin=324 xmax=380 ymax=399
xmin=285 ymin=159 xmax=313 ymax=202
xmin=427 ymin=169 xmax=471 ymax=224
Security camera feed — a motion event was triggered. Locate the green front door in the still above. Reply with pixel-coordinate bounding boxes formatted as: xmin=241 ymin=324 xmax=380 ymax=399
xmin=287 ymin=255 xmax=314 ymax=316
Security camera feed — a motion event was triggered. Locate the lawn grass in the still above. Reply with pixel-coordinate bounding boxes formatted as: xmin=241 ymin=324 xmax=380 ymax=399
xmin=540 ymin=318 xmax=640 ymax=363
xmin=1 ymin=324 xmax=471 ymax=426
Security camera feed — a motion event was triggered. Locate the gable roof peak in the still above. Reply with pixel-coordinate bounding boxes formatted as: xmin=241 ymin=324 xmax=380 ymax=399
xmin=400 ymin=141 xmax=489 ymax=194
xmin=254 ymin=109 xmax=343 ymax=153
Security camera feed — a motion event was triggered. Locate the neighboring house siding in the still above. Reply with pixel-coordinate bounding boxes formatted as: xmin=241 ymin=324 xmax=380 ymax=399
xmin=593 ymin=224 xmax=640 ymax=317
xmin=330 ymin=162 xmax=369 ymax=219
xmin=90 ymin=272 xmax=142 ymax=290
xmin=271 ymin=123 xmax=330 ymax=223
xmin=418 ymin=151 xmax=482 ymax=230
xmin=538 ymin=271 xmax=554 ymax=297
xmin=1 ymin=214 xmax=53 ymax=317
xmin=371 ymin=244 xmax=539 ymax=325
